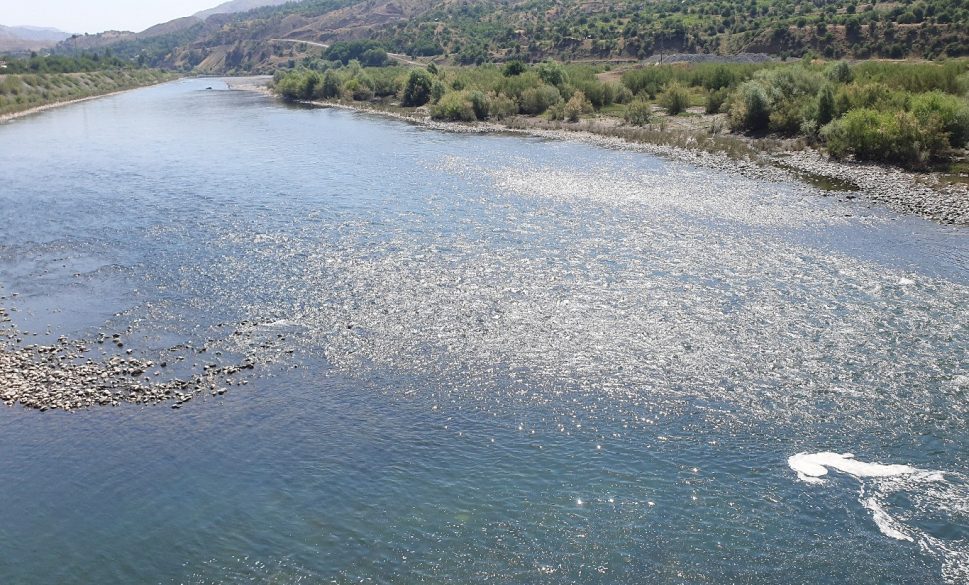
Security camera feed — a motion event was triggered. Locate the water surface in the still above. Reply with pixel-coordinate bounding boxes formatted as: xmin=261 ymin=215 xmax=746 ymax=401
xmin=0 ymin=78 xmax=967 ymax=584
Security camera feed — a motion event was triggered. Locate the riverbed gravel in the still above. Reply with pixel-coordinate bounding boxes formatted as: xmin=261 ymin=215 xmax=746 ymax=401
xmin=0 ymin=304 xmax=255 ymax=411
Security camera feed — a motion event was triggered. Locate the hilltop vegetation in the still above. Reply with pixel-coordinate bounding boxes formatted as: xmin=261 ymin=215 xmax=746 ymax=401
xmin=49 ymin=0 xmax=969 ymax=73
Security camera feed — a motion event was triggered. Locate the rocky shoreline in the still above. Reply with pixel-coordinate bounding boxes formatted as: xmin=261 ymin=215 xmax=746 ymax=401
xmin=289 ymin=94 xmax=969 ymax=226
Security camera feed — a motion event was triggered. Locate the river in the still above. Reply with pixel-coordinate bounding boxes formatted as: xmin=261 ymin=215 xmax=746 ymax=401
xmin=0 ymin=78 xmax=967 ymax=584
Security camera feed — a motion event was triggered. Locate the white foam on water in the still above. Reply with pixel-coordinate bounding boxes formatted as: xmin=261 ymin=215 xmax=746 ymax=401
xmin=788 ymin=452 xmax=969 ymax=584
xmin=788 ymin=451 xmax=918 ymax=483
xmin=862 ymin=496 xmax=913 ymax=542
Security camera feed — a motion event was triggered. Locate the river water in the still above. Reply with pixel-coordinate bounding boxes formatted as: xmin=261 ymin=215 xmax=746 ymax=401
xmin=0 ymin=78 xmax=967 ymax=584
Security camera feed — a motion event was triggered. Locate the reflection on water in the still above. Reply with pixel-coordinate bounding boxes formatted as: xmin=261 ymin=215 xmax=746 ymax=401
xmin=0 ymin=78 xmax=967 ymax=584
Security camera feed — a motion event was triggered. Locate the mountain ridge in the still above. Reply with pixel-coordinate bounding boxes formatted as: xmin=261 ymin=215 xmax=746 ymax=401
xmin=49 ymin=0 xmax=969 ymax=72
xmin=0 ymin=24 xmax=71 ymax=52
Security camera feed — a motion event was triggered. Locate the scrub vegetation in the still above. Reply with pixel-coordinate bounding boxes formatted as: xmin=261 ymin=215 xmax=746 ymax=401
xmin=272 ymin=57 xmax=969 ymax=169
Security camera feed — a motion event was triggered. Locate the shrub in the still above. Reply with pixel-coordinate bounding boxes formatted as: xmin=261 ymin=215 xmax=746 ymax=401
xmin=563 ymin=90 xmax=593 ymax=122
xmin=622 ymin=67 xmax=672 ymax=97
xmin=320 ymin=70 xmax=342 ymax=99
xmin=822 ymin=108 xmax=948 ymax=167
xmin=768 ymin=98 xmax=805 ymax=134
xmin=614 ymin=84 xmax=634 ymax=104
xmin=402 ymin=69 xmax=433 ymax=107
xmin=754 ymin=66 xmax=823 ymax=101
xmin=519 ymin=84 xmax=562 ymax=115
xmin=536 ymin=61 xmax=567 ymax=87
xmin=431 ymin=91 xmax=477 ymax=121
xmin=487 ymin=93 xmax=518 ymax=119
xmin=571 ymin=78 xmax=614 ymax=110
xmin=371 ymin=69 xmax=403 ymax=97
xmin=826 ymin=61 xmax=854 ymax=84
xmin=325 ymin=41 xmax=389 ymax=66
xmin=623 ymin=99 xmax=652 ymax=126
xmin=833 ymin=82 xmax=900 ymax=115
xmin=503 ymin=60 xmax=526 ymax=77
xmin=468 ymin=90 xmax=489 ymax=120
xmin=909 ymin=91 xmax=969 ymax=148
xmin=275 ymin=71 xmax=305 ymax=100
xmin=705 ymin=88 xmax=728 ymax=114
xmin=431 ymin=80 xmax=447 ymax=103
xmin=343 ymin=77 xmax=373 ymax=101
xmin=705 ymin=65 xmax=737 ymax=90
xmin=547 ymin=103 xmax=565 ymax=121
xmin=729 ymin=81 xmax=771 ymax=132
xmin=816 ymin=85 xmax=836 ymax=126
xmin=360 ymin=48 xmax=389 ymax=67
xmin=660 ymin=82 xmax=690 ymax=115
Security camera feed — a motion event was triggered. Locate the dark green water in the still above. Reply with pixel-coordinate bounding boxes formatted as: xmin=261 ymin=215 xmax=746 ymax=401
xmin=0 ymin=78 xmax=967 ymax=584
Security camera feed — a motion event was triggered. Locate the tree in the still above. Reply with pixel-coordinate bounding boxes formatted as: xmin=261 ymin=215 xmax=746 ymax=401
xmin=817 ymin=84 xmax=836 ymax=126
xmin=503 ymin=60 xmax=526 ymax=76
xmin=402 ymin=69 xmax=433 ymax=106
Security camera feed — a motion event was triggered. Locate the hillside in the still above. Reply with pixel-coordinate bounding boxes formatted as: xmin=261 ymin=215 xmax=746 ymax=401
xmin=195 ymin=0 xmax=301 ymax=20
xmin=54 ymin=0 xmax=969 ymax=73
xmin=0 ymin=25 xmax=71 ymax=53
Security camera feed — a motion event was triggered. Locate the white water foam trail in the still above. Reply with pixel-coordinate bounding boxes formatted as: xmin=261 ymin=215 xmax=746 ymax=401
xmin=789 ymin=452 xmax=969 ymax=584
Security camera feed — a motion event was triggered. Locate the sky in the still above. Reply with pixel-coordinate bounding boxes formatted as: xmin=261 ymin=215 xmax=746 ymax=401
xmin=4 ymin=1 xmax=223 ymax=34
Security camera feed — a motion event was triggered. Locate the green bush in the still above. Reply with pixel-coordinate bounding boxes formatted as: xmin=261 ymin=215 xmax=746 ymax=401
xmin=487 ymin=93 xmax=518 ymax=119
xmin=468 ymin=90 xmax=489 ymax=120
xmin=833 ymin=82 xmax=904 ymax=115
xmin=503 ymin=60 xmax=526 ymax=77
xmin=622 ymin=67 xmax=672 ymax=97
xmin=826 ymin=61 xmax=854 ymax=84
xmin=816 ymin=85 xmax=836 ymax=126
xmin=613 ymin=84 xmax=634 ymax=104
xmin=623 ymin=99 xmax=652 ymax=126
xmin=325 ymin=41 xmax=389 ymax=66
xmin=431 ymin=80 xmax=447 ymax=103
xmin=431 ymin=91 xmax=477 ymax=121
xmin=402 ymin=69 xmax=433 ymax=107
xmin=660 ymin=82 xmax=690 ymax=115
xmin=822 ymin=108 xmax=948 ymax=167
xmin=370 ymin=69 xmax=402 ymax=97
xmin=536 ymin=61 xmax=567 ymax=87
xmin=729 ymin=81 xmax=771 ymax=132
xmin=705 ymin=88 xmax=728 ymax=114
xmin=314 ymin=70 xmax=338 ymax=99
xmin=343 ymin=77 xmax=373 ymax=101
xmin=853 ymin=61 xmax=969 ymax=94
xmin=909 ymin=91 xmax=969 ymax=148
xmin=768 ymin=98 xmax=805 ymax=134
xmin=563 ymin=90 xmax=593 ymax=122
xmin=572 ymin=78 xmax=614 ymax=110
xmin=519 ymin=84 xmax=562 ymax=115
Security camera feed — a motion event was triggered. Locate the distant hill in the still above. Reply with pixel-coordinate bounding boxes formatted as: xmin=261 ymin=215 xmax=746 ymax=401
xmin=0 ymin=25 xmax=71 ymax=53
xmin=52 ymin=0 xmax=969 ymax=72
xmin=195 ymin=0 xmax=302 ymax=21
xmin=56 ymin=0 xmax=300 ymax=57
